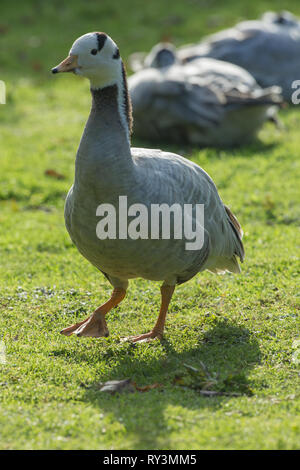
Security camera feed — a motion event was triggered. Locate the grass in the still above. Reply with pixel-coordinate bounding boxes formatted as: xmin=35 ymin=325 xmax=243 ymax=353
xmin=0 ymin=0 xmax=300 ymax=450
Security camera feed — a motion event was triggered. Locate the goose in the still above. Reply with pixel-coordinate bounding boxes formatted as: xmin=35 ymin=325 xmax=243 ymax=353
xmin=261 ymin=10 xmax=300 ymax=27
xmin=51 ymin=32 xmax=244 ymax=342
xmin=128 ymin=43 xmax=282 ymax=147
xmin=176 ymin=11 xmax=300 ymax=101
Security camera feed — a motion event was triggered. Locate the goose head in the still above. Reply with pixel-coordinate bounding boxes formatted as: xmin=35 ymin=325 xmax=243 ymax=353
xmin=129 ymin=42 xmax=179 ymax=72
xmin=51 ymin=32 xmax=122 ymax=89
xmin=261 ymin=11 xmax=299 ymax=27
xmin=144 ymin=42 xmax=178 ymax=69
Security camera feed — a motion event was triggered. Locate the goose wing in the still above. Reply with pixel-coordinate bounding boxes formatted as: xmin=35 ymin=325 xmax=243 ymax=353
xmin=132 ymin=147 xmax=244 ymax=281
xmin=182 ymin=58 xmax=282 ymax=106
xmin=128 ymin=68 xmax=225 ymax=142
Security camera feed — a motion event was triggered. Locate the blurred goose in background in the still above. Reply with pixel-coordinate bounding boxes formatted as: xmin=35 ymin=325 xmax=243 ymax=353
xmin=176 ymin=10 xmax=300 ymax=101
xmin=261 ymin=10 xmax=299 ymax=27
xmin=51 ymin=32 xmax=244 ymax=342
xmin=128 ymin=43 xmax=282 ymax=147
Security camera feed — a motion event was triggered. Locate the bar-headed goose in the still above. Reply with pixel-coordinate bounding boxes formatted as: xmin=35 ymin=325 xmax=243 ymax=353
xmin=177 ymin=11 xmax=300 ymax=101
xmin=128 ymin=43 xmax=282 ymax=147
xmin=51 ymin=32 xmax=244 ymax=342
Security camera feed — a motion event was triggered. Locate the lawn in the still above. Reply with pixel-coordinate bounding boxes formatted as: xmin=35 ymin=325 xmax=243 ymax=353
xmin=0 ymin=0 xmax=299 ymax=450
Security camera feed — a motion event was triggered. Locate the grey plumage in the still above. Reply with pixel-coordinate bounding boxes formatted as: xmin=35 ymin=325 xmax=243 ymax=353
xmin=65 ymin=85 xmax=244 ymax=290
xmin=177 ymin=11 xmax=300 ymax=101
xmin=53 ymin=32 xmax=245 ymax=340
xmin=128 ymin=44 xmax=282 ymax=147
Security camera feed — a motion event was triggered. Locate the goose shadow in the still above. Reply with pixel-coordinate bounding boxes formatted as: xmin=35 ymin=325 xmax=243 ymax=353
xmin=54 ymin=319 xmax=261 ymax=449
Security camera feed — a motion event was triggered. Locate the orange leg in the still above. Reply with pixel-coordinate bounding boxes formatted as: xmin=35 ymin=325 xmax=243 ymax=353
xmin=60 ymin=288 xmax=126 ymax=338
xmin=126 ymin=285 xmax=175 ymax=343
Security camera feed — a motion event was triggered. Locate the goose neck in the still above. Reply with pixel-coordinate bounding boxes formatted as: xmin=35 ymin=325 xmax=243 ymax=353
xmin=75 ymin=66 xmax=134 ymax=184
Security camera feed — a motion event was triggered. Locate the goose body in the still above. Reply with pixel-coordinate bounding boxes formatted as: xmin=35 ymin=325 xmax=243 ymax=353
xmin=52 ymin=32 xmax=244 ymax=341
xmin=177 ymin=11 xmax=300 ymax=101
xmin=128 ymin=44 xmax=282 ymax=147
xmin=66 ymin=143 xmax=242 ymax=284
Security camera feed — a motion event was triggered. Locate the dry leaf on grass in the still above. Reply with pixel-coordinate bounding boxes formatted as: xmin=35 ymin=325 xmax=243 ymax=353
xmin=132 ymin=382 xmax=161 ymax=392
xmin=173 ymin=362 xmax=253 ymax=397
xmin=45 ymin=169 xmax=65 ymax=180
xmin=98 ymin=379 xmax=162 ymax=394
xmin=98 ymin=379 xmax=135 ymax=394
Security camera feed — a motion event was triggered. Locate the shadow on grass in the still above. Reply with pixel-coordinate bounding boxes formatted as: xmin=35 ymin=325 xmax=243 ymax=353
xmin=54 ymin=320 xmax=261 ymax=449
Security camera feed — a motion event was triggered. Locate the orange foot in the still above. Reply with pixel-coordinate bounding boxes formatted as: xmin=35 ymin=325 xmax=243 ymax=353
xmin=123 ymin=330 xmax=163 ymax=343
xmin=60 ymin=314 xmax=109 ymax=338
xmin=60 ymin=317 xmax=89 ymax=336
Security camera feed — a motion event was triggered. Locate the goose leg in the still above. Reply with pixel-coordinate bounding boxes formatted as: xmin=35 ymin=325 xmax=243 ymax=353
xmin=60 ymin=288 xmax=126 ymax=338
xmin=127 ymin=284 xmax=175 ymax=343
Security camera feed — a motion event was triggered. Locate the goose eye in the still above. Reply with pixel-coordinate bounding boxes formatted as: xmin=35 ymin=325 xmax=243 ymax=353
xmin=91 ymin=49 xmax=98 ymax=55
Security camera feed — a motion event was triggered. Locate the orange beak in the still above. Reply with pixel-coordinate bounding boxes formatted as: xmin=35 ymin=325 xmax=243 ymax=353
xmin=51 ymin=54 xmax=79 ymax=74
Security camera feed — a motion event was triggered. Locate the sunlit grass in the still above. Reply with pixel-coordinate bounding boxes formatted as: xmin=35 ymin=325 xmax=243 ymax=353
xmin=0 ymin=0 xmax=299 ymax=450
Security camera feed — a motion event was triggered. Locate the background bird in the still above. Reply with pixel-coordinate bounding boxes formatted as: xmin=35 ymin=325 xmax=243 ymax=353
xmin=176 ymin=10 xmax=300 ymax=101
xmin=128 ymin=42 xmax=282 ymax=147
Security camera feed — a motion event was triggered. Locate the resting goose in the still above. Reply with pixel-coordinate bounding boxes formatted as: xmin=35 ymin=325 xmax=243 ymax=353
xmin=51 ymin=32 xmax=244 ymax=342
xmin=177 ymin=11 xmax=300 ymax=101
xmin=261 ymin=10 xmax=300 ymax=27
xmin=128 ymin=43 xmax=282 ymax=147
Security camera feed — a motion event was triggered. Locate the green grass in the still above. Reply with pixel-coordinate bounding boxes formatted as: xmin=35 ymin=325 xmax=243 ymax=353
xmin=0 ymin=0 xmax=300 ymax=450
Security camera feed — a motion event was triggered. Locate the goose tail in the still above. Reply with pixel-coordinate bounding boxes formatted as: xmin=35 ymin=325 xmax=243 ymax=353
xmin=224 ymin=204 xmax=245 ymax=265
xmin=226 ymin=85 xmax=283 ymax=108
xmin=255 ymin=85 xmax=283 ymax=106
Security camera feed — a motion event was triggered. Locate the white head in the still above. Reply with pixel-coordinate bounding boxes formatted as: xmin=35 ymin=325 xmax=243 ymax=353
xmin=52 ymin=32 xmax=122 ymax=89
